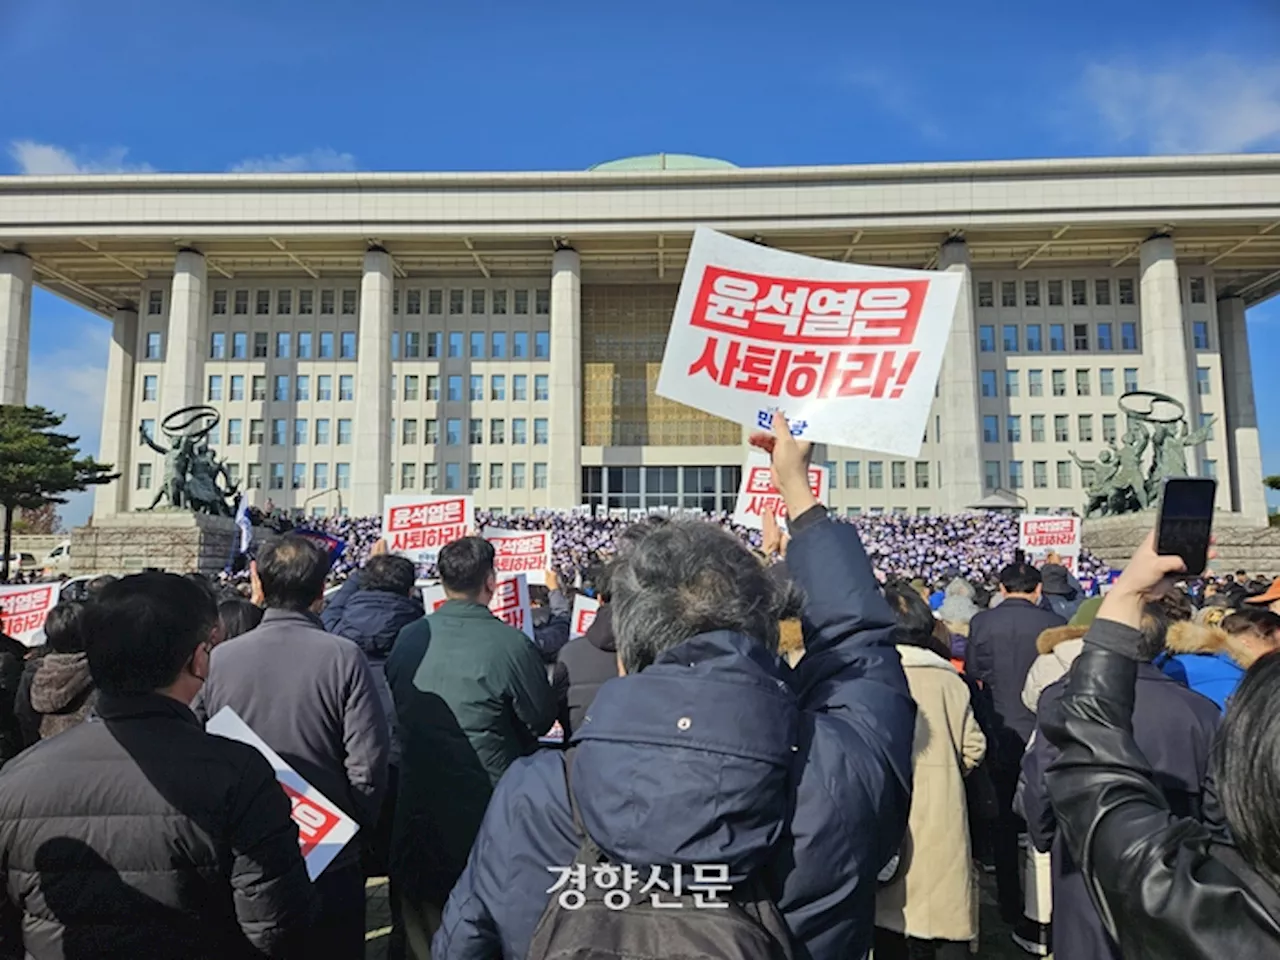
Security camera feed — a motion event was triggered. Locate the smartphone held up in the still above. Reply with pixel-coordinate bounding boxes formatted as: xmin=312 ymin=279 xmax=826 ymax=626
xmin=1155 ymin=477 xmax=1217 ymax=577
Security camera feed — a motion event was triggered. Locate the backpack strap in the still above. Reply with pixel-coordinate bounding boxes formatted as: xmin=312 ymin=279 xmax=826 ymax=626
xmin=562 ymin=746 xmax=605 ymax=864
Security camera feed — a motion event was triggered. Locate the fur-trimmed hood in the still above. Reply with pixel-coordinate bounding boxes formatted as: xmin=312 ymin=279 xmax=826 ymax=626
xmin=1036 ymin=625 xmax=1089 ymax=655
xmin=1166 ymin=621 xmax=1258 ymax=669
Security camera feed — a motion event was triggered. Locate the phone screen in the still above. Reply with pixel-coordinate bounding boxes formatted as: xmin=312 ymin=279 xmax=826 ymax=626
xmin=1156 ymin=478 xmax=1217 ymax=576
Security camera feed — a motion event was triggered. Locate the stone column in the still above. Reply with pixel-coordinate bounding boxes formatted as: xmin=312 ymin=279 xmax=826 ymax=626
xmin=936 ymin=239 xmax=984 ymax=513
xmin=94 ymin=308 xmax=139 ymax=517
xmin=548 ymin=248 xmax=583 ymax=508
xmin=1217 ymin=297 xmax=1268 ymax=524
xmin=160 ymin=249 xmax=207 ymax=415
xmin=1138 ymin=235 xmax=1194 ymax=411
xmin=352 ymin=248 xmax=393 ymax=517
xmin=0 ymin=253 xmax=33 ymax=405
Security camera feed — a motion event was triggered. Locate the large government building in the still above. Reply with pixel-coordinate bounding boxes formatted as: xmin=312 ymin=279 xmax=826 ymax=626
xmin=0 ymin=153 xmax=1275 ymax=523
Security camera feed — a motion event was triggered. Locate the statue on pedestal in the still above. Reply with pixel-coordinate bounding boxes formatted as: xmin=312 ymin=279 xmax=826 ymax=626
xmin=139 ymin=406 xmax=239 ymax=516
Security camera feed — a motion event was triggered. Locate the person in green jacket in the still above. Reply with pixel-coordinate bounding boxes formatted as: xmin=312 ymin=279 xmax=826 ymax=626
xmin=388 ymin=536 xmax=556 ymax=958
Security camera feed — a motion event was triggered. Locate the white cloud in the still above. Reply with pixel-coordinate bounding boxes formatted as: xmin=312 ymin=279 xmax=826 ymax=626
xmin=27 ymin=320 xmax=111 ymax=528
xmin=8 ymin=140 xmax=153 ymax=175
xmin=1080 ymin=55 xmax=1280 ymax=154
xmin=229 ymin=147 xmax=357 ymax=173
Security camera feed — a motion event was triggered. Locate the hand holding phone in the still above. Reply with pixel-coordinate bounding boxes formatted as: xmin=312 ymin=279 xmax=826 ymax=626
xmin=1155 ymin=477 xmax=1216 ymax=577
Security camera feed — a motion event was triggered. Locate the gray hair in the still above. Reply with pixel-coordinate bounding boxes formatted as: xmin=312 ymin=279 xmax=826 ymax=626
xmin=612 ymin=520 xmax=784 ymax=673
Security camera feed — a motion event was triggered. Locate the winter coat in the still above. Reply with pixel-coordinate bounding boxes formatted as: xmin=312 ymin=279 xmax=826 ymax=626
xmin=552 ymin=604 xmax=618 ymax=738
xmin=431 ymin=506 xmax=917 ymax=960
xmin=1160 ymin=621 xmax=1253 ymax=711
xmin=965 ymin=599 xmax=1066 ymax=761
xmin=194 ymin=608 xmax=390 ymax=873
xmin=530 ymin=589 xmax=572 ymax=663
xmin=14 ymin=656 xmax=41 ymax=749
xmin=1021 ymin=625 xmax=1087 ymax=714
xmin=0 ymin=693 xmax=317 ymax=959
xmin=0 ymin=635 xmax=27 ymax=766
xmin=1039 ymin=621 xmax=1274 ymax=960
xmin=876 ymin=645 xmax=986 ymax=942
xmin=388 ymin=599 xmax=556 ymax=907
xmin=322 ymin=573 xmax=424 ymax=765
xmin=27 ymin=652 xmax=96 ymax=742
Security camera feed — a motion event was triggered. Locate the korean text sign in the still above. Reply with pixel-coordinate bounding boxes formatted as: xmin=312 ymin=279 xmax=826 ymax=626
xmin=205 ymin=707 xmax=357 ymax=881
xmin=655 ymin=228 xmax=962 ymax=457
xmin=731 ymin=452 xmax=828 ymax=530
xmin=1018 ymin=515 xmax=1082 ymax=572
xmin=570 ymin=595 xmax=601 ymax=639
xmin=420 ymin=574 xmax=535 ymax=639
xmin=382 ymin=495 xmax=474 ymax=564
xmin=484 ymin=529 xmax=552 ymax=585
xmin=0 ymin=584 xmax=59 ymax=646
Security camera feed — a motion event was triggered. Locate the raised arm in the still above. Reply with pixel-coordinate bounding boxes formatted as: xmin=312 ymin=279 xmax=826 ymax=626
xmin=138 ymin=422 xmax=167 ymax=455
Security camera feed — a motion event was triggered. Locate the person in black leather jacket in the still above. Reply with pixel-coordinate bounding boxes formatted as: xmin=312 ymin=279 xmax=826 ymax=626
xmin=1042 ymin=531 xmax=1280 ymax=959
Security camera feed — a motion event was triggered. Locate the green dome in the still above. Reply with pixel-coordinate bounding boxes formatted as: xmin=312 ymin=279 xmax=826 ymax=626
xmin=588 ymin=153 xmax=738 ymax=172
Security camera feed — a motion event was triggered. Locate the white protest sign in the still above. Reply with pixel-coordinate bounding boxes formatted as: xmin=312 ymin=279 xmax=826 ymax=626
xmin=205 ymin=707 xmax=358 ymax=881
xmin=382 ymin=494 xmax=474 ymax=564
xmin=483 ymin=529 xmax=552 ymax=585
xmin=731 ymin=451 xmax=828 ymax=530
xmin=0 ymin=583 xmax=60 ymax=646
xmin=1018 ymin=515 xmax=1083 ymax=573
xmin=421 ymin=574 xmax=535 ymax=639
xmin=570 ymin=595 xmax=601 ymax=639
xmin=655 ymin=228 xmax=962 ymax=457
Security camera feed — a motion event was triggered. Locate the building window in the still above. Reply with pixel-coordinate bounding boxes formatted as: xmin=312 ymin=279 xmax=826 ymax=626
xmin=227 ymin=419 xmax=243 ymax=445
xmin=1099 ymin=368 xmax=1115 ymax=396
xmin=1094 ymin=278 xmax=1111 ymax=306
xmin=531 ymin=461 xmax=547 ymax=489
xmin=1054 ymin=415 xmax=1069 ymax=442
xmin=981 ymin=370 xmax=997 ymax=398
xmin=291 ymin=463 xmax=306 ymax=490
xmin=229 ymin=331 xmax=247 ymax=360
xmin=845 ymin=461 xmax=861 ymax=489
xmin=1000 ymin=281 xmax=1017 ymax=308
xmin=1002 ymin=324 xmax=1019 ymax=352
xmin=1031 ymin=414 xmax=1046 ymax=442
xmin=1121 ymin=322 xmax=1138 ymax=350
xmin=424 ymin=419 xmax=439 ymax=445
xmin=249 ymin=419 xmax=265 ymax=445
xmin=1052 ymin=369 xmax=1066 ymax=397
xmin=341 ymin=289 xmax=357 ymax=315
xmin=1190 ymin=276 xmax=1207 ymax=303
xmin=144 ymin=289 xmax=163 ymax=316
xmin=448 ymin=289 xmax=465 ymax=315
xmin=339 ymin=375 xmax=354 ymax=401
xmin=1009 ymin=460 xmax=1024 ymax=489
xmin=984 ymin=460 xmax=1001 ymax=490
xmin=413 ymin=462 xmax=434 ymax=489
xmin=464 ymin=462 xmax=481 ymax=490
xmin=315 ymin=419 xmax=330 ymax=445
xmin=1024 ymin=280 xmax=1041 ymax=307
xmin=514 ymin=332 xmax=529 ymax=359
xmin=889 ymin=461 xmax=906 ymax=490
xmin=340 ymin=331 xmax=356 ymax=359
xmin=208 ymin=331 xmax=226 ymax=359
xmin=982 ymin=415 xmax=999 ymax=443
xmin=273 ymin=375 xmax=289 ymax=402
xmin=137 ymin=463 xmax=152 ymax=489
xmin=400 ymin=375 xmax=417 ymax=403
xmin=487 ymin=289 xmax=506 ymax=315
xmin=489 ymin=331 xmax=508 ymax=359
xmin=1049 ymin=324 xmax=1066 ymax=352
xmin=336 ymin=463 xmax=351 ymax=489
xmin=1004 ymin=369 xmax=1020 ymax=397
xmin=1072 ymin=324 xmax=1089 ymax=351
xmin=1124 ymin=368 xmax=1139 ymax=393
xmin=422 ymin=331 xmax=439 ymax=359
xmin=1028 ymin=369 xmax=1044 ymax=397
xmin=417 ymin=463 xmax=435 ymax=491
xmin=1199 ymin=413 xmax=1215 ymax=441
xmin=977 ymin=281 xmax=995 ymax=308
xmin=444 ymin=332 xmax=460 ymax=358
xmin=1103 ymin=413 xmax=1118 ymax=443
xmin=402 ymin=419 xmax=418 ymax=445
xmin=251 ymin=331 xmax=268 ymax=359
xmin=1193 ymin=321 xmax=1209 ymax=350
xmin=250 ymin=376 xmax=265 ymax=401
xmin=143 ymin=332 xmax=162 ymax=360
xmin=317 ymin=331 xmax=334 ymax=359
xmin=1033 ymin=461 xmax=1048 ymax=489
xmin=446 ymin=419 xmax=462 ymax=446
xmin=140 ymin=374 xmax=158 ymax=402
xmin=207 ymin=375 xmax=223 ymax=402
xmin=278 ymin=290 xmax=293 ymax=315
xmin=1047 ymin=280 xmax=1064 ymax=306
xmin=316 ymin=375 xmax=332 ymax=402
xmin=514 ymin=289 xmax=530 ymax=315
xmin=1094 ymin=322 xmax=1112 ymax=351
xmin=401 ymin=331 xmax=420 ymax=360
xmin=1075 ymin=369 xmax=1091 ymax=396
xmin=445 ymin=376 xmax=461 ymax=403
xmin=406 ymin=289 xmax=422 ymax=315
xmin=511 ymin=462 xmax=526 ymax=489
xmin=978 ymin=325 xmax=995 ymax=352
xmin=465 ymin=375 xmax=481 ymax=402
xmin=1007 ymin=415 xmax=1022 ymax=443
xmin=484 ymin=375 xmax=504 ymax=402
xmin=269 ymin=419 xmax=286 ymax=446
xmin=292 ymin=331 xmax=310 ymax=359
xmin=440 ymin=463 xmax=459 ymax=492
xmin=490 ymin=418 xmax=505 ymax=444
xmin=534 ymin=418 xmax=549 ymax=444
xmin=512 ymin=418 xmax=528 ymax=444
xmin=470 ymin=289 xmax=486 ymax=316
xmin=1057 ymin=461 xmax=1072 ymax=489
xmin=513 ymin=375 xmax=528 ymax=401
xmin=1197 ymin=367 xmax=1211 ymax=395
xmin=468 ymin=419 xmax=483 ymax=444
xmin=467 ymin=331 xmax=484 ymax=360
xmin=254 ymin=290 xmax=270 ymax=315
xmin=914 ymin=461 xmax=930 ymax=489
xmin=1026 ymin=324 xmax=1042 ymax=352
xmin=319 ymin=289 xmax=335 ymax=315
xmin=535 ymin=331 xmax=550 ymax=359
xmin=233 ymin=289 xmax=249 ymax=315
xmin=337 ymin=419 xmax=352 ymax=445
xmin=489 ymin=463 xmax=504 ymax=489
xmin=268 ymin=463 xmax=285 ymax=490
xmin=868 ymin=461 xmax=884 ymax=489
xmin=534 ymin=374 xmax=549 ymax=401
xmin=312 ymin=463 xmax=329 ymax=489
xmin=1078 ymin=414 xmax=1094 ymax=442
xmin=1071 ymin=279 xmax=1088 ymax=306
xmin=1201 ymin=459 xmax=1217 ymax=478
xmin=535 ymin=289 xmax=551 ymax=315
xmin=293 ymin=375 xmax=309 ymax=402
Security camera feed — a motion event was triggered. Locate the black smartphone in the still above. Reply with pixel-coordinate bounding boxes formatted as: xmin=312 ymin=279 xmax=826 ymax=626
xmin=1155 ymin=477 xmax=1217 ymax=576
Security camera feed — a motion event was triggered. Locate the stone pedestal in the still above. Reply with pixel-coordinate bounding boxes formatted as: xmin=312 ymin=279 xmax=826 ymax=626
xmin=1084 ymin=512 xmax=1280 ymax=574
xmin=71 ymin=512 xmax=274 ymax=576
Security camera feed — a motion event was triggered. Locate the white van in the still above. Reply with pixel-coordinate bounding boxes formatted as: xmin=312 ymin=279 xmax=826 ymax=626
xmin=4 ymin=552 xmax=38 ymax=573
xmin=42 ymin=540 xmax=72 ymax=575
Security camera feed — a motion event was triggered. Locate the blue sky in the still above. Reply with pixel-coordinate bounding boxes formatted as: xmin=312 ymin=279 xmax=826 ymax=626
xmin=3 ymin=0 xmax=1280 ymax=525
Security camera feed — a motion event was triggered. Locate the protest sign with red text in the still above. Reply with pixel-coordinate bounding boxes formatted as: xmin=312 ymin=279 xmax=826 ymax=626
xmin=1018 ymin=515 xmax=1083 ymax=573
xmin=731 ymin=452 xmax=829 ymax=530
xmin=420 ymin=575 xmax=534 ymax=640
xmin=655 ymin=229 xmax=961 ymax=457
xmin=205 ymin=706 xmax=357 ymax=881
xmin=382 ymin=494 xmax=474 ymax=564
xmin=570 ymin=594 xmax=601 ymax=639
xmin=483 ymin=529 xmax=552 ymax=585
xmin=0 ymin=583 xmax=60 ymax=646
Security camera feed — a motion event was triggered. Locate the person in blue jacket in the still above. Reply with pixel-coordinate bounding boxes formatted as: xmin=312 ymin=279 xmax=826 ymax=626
xmin=431 ymin=413 xmax=917 ymax=960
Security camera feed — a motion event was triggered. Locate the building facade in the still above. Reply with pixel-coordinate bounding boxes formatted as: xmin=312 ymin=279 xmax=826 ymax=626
xmin=0 ymin=153 xmax=1273 ymax=523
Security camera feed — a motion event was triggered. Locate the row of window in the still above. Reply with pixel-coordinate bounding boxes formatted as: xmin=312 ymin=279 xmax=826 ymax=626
xmin=148 ymin=286 xmax=552 ymax=318
xmin=981 ymin=458 xmax=1217 ymax=491
xmin=185 ymin=371 xmax=553 ymax=405
xmin=203 ymin=329 xmax=552 ymax=363
xmin=140 ymin=415 xmax=551 ymax=448
xmin=978 ymin=366 xmax=1212 ymax=400
xmin=980 ymin=412 xmax=1216 ymax=445
xmin=136 ymin=460 xmax=550 ymax=493
xmin=977 ymin=319 xmax=1211 ymax=355
xmin=975 ymin=276 xmax=1210 ymax=310
xmin=580 ymin=466 xmax=742 ymax=514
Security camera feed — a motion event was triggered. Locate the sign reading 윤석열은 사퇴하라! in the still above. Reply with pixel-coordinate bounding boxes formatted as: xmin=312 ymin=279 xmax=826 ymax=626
xmin=570 ymin=594 xmax=601 ymax=639
xmin=1018 ymin=514 xmax=1083 ymax=573
xmin=655 ymin=228 xmax=963 ymax=457
xmin=731 ymin=451 xmax=829 ymax=531
xmin=382 ymin=494 xmax=475 ymax=564
xmin=0 ymin=583 xmax=60 ymax=646
xmin=483 ymin=529 xmax=553 ymax=585
xmin=419 ymin=574 xmax=536 ymax=640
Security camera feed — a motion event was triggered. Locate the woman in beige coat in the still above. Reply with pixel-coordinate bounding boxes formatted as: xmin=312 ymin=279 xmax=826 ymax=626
xmin=876 ymin=582 xmax=988 ymax=960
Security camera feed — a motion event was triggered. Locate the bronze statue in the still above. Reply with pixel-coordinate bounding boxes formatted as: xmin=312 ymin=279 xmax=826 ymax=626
xmin=139 ymin=406 xmax=238 ymax=515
